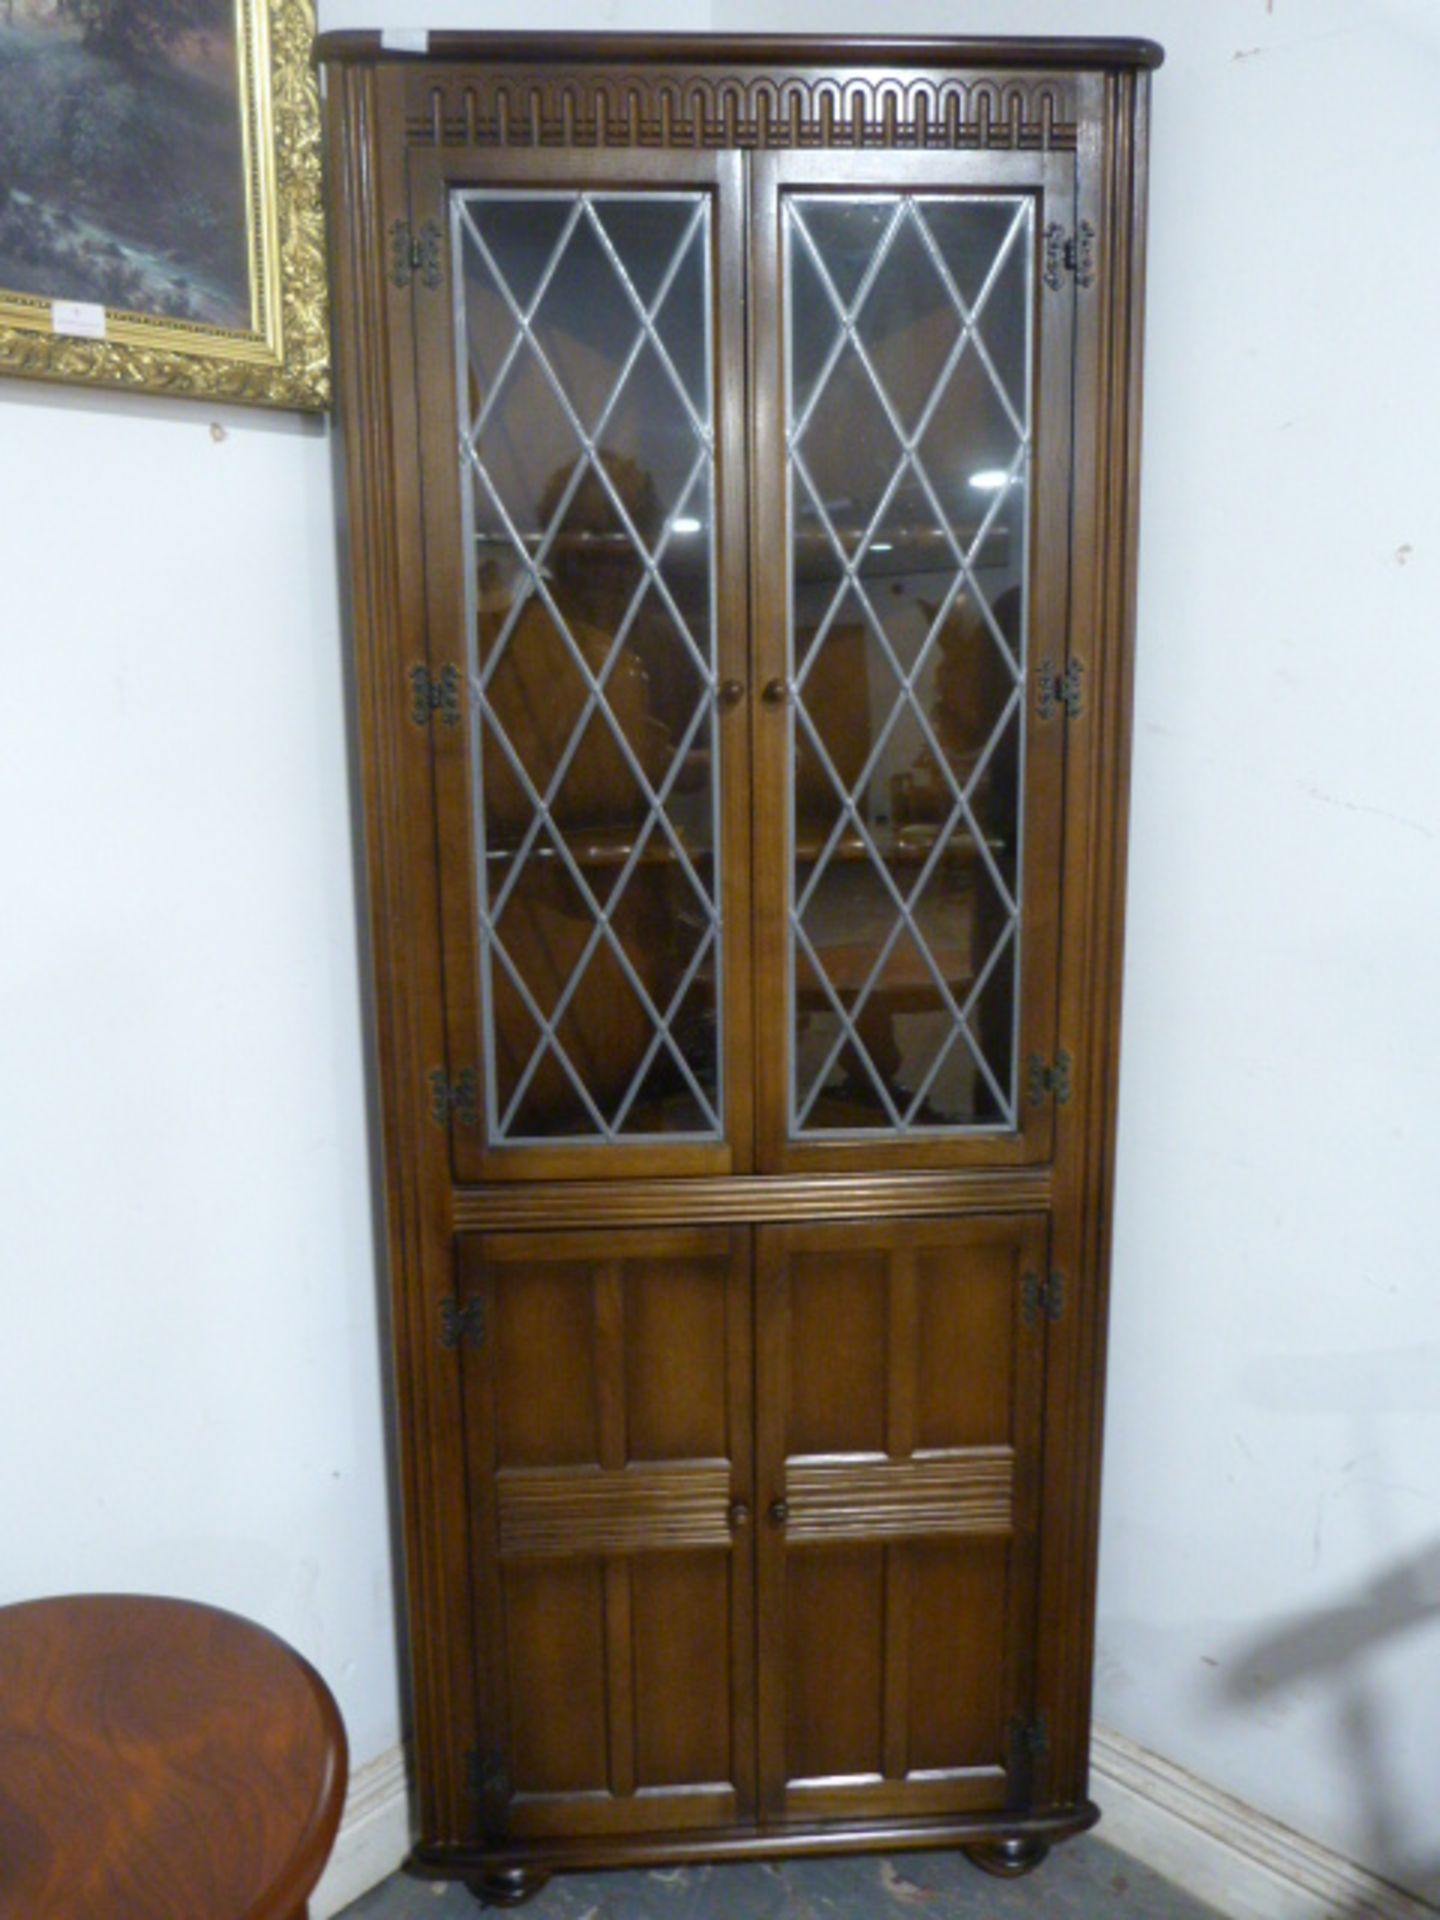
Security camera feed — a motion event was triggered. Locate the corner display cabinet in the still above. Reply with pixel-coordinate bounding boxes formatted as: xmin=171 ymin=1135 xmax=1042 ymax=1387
xmin=321 ymin=29 xmax=1160 ymax=1906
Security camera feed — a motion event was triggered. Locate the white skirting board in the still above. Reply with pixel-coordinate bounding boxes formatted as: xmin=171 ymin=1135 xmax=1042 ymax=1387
xmin=305 ymin=1730 xmax=1440 ymax=1920
xmin=310 ymin=1742 xmax=412 ymax=1920
xmin=1092 ymin=1725 xmax=1440 ymax=1920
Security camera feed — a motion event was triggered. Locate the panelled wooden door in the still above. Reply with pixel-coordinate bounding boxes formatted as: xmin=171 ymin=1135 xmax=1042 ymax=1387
xmin=457 ymin=1228 xmax=756 ymax=1839
xmin=754 ymin=1216 xmax=1048 ymax=1823
xmin=408 ymin=147 xmax=753 ymax=1184
xmin=749 ymin=152 xmax=1078 ymax=1174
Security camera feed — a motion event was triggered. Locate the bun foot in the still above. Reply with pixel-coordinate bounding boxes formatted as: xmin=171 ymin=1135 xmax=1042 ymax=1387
xmin=466 ymin=1867 xmax=550 ymax=1907
xmin=964 ymin=1835 xmax=1050 ymax=1879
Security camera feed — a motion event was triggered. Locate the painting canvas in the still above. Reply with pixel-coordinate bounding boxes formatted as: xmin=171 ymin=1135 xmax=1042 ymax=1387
xmin=0 ymin=0 xmax=328 ymax=408
xmin=0 ymin=0 xmax=252 ymax=327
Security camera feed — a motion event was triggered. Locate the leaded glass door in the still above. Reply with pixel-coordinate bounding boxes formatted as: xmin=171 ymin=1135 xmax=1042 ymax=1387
xmin=750 ymin=152 xmax=1075 ymax=1172
xmin=410 ymin=150 xmax=752 ymax=1181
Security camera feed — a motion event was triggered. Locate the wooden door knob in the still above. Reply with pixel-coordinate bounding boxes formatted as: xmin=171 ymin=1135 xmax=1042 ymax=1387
xmin=717 ymin=678 xmax=745 ymax=708
xmin=761 ymin=678 xmax=790 ymax=705
xmin=728 ymin=1500 xmax=751 ymax=1530
xmin=767 ymin=1498 xmax=790 ymax=1526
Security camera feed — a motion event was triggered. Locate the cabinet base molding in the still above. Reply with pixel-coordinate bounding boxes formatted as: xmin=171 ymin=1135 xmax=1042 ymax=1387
xmin=409 ymin=1799 xmax=1099 ymax=1885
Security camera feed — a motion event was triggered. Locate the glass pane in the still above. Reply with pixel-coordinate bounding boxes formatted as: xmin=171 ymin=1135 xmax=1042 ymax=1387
xmin=785 ymin=194 xmax=1032 ymax=1138
xmin=456 ymin=190 xmax=721 ymax=1145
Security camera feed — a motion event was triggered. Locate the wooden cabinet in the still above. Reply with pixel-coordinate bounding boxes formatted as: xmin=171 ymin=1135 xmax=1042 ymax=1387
xmin=321 ymin=29 xmax=1159 ymax=1905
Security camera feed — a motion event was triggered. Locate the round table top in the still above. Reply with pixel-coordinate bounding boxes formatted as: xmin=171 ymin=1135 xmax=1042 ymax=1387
xmin=0 ymin=1593 xmax=348 ymax=1920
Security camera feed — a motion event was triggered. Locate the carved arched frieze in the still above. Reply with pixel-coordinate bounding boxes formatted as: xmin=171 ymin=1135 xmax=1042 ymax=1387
xmin=405 ymin=68 xmax=1078 ymax=152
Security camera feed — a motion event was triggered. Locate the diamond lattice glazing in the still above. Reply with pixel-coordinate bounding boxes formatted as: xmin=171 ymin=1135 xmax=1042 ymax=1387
xmin=455 ymin=191 xmax=722 ymax=1144
xmin=785 ymin=194 xmax=1033 ymax=1136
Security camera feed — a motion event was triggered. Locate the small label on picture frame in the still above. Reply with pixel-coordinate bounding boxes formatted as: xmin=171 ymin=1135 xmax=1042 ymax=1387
xmin=52 ymin=302 xmax=108 ymax=341
xmin=380 ymin=28 xmax=430 ymax=52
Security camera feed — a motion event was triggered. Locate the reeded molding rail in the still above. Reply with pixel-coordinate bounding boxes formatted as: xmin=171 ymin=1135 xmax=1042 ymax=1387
xmin=452 ymin=1167 xmax=1052 ymax=1231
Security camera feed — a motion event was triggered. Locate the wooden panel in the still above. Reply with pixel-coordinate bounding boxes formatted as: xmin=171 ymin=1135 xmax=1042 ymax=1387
xmin=757 ymin=1215 xmax=1046 ymax=1823
xmin=502 ymin=1561 xmax=609 ymax=1796
xmin=491 ymin=1262 xmax=597 ymax=1468
xmin=915 ymin=1237 xmax=1016 ymax=1449
xmin=785 ymin=1450 xmax=1013 ymax=1541
xmin=497 ymin=1465 xmax=732 ymax=1556
xmin=632 ymin=1554 xmax=734 ymax=1789
xmin=786 ymin=1248 xmax=887 ymax=1455
xmin=324 ymin=56 xmax=484 ymax=1842
xmin=462 ymin=1224 xmax=755 ymax=1840
xmin=908 ymin=1539 xmax=1010 ymax=1771
xmin=604 ymin=1561 xmax=636 ymax=1798
xmin=625 ymin=1259 xmax=729 ymax=1460
xmin=784 ymin=1546 xmax=885 ymax=1783
xmin=1033 ymin=64 xmax=1155 ymax=1807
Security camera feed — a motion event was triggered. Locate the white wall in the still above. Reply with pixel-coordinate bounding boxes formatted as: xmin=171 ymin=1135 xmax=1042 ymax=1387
xmin=0 ymin=386 xmax=403 ymax=1766
xmin=0 ymin=0 xmax=707 ymax=1830
xmin=4 ymin=0 xmax=1439 ymax=1907
xmin=712 ymin=0 xmax=1436 ymax=1896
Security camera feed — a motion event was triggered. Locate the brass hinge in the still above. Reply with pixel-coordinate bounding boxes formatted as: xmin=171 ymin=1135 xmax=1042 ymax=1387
xmin=1043 ymin=220 xmax=1096 ymax=291
xmin=409 ymin=662 xmax=460 ymax=728
xmin=1021 ymin=1272 xmax=1066 ymax=1327
xmin=466 ymin=1746 xmax=511 ymax=1837
xmin=1026 ymin=1050 xmax=1073 ymax=1108
xmin=1036 ymin=656 xmax=1084 ymax=720
xmin=428 ymin=1067 xmax=479 ymax=1128
xmin=389 ymin=218 xmax=442 ymax=291
xmin=440 ymin=1296 xmax=485 ymax=1350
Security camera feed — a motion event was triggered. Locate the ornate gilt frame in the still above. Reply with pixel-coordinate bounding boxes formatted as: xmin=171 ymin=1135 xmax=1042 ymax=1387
xmin=0 ymin=0 xmax=328 ymax=410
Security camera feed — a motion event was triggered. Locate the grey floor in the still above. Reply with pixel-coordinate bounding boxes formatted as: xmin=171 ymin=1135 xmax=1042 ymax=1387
xmin=341 ymin=1839 xmax=1227 ymax=1918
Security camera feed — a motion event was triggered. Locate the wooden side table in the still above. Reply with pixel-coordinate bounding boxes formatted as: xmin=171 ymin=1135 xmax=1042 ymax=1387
xmin=0 ymin=1593 xmax=348 ymax=1920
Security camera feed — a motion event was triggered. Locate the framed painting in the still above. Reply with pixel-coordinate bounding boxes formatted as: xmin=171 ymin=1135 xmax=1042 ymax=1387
xmin=0 ymin=0 xmax=327 ymax=409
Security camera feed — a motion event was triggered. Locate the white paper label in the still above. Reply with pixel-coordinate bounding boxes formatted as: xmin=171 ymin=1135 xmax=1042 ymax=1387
xmin=52 ymin=300 xmax=107 ymax=340
xmin=380 ymin=27 xmax=429 ymax=52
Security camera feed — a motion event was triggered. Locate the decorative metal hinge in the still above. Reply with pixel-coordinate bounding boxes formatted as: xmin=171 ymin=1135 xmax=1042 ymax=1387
xmin=428 ymin=1066 xmax=479 ymax=1128
xmin=1027 ymin=1050 xmax=1073 ymax=1108
xmin=467 ymin=1747 xmax=512 ymax=1837
xmin=389 ymin=218 xmax=442 ymax=291
xmin=1036 ymin=656 xmax=1084 ymax=720
xmin=1021 ymin=1272 xmax=1066 ymax=1327
xmin=1043 ymin=220 xmax=1097 ymax=291
xmin=409 ymin=662 xmax=460 ymax=728
xmin=440 ymin=1296 xmax=485 ymax=1350
xmin=1007 ymin=1712 xmax=1050 ymax=1793
xmin=1008 ymin=1712 xmax=1049 ymax=1759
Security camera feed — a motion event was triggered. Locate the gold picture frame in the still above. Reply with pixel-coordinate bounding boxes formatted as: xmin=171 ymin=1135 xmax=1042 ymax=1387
xmin=0 ymin=0 xmax=328 ymax=410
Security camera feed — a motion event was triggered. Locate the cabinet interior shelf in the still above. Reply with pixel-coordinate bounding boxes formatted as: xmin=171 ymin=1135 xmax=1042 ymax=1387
xmin=478 ymin=525 xmax=1011 ymax=575
xmin=483 ymin=825 xmax=1002 ymax=870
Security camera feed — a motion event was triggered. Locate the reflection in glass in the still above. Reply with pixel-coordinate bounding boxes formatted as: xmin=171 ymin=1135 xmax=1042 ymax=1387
xmin=786 ymin=193 xmax=1032 ymax=1137
xmin=455 ymin=190 xmax=720 ymax=1144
